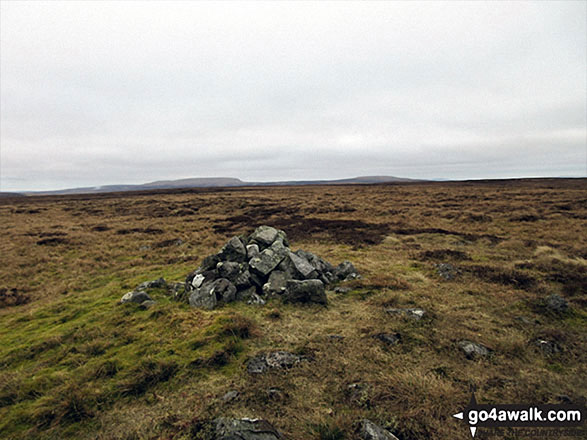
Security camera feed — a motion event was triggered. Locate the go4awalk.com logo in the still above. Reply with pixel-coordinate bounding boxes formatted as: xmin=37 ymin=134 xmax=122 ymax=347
xmin=453 ymin=393 xmax=585 ymax=437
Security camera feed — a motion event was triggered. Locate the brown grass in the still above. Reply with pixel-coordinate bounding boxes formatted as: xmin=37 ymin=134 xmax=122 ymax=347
xmin=0 ymin=178 xmax=585 ymax=439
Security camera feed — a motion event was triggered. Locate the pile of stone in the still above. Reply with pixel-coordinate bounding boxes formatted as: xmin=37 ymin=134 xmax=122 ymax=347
xmin=184 ymin=225 xmax=359 ymax=310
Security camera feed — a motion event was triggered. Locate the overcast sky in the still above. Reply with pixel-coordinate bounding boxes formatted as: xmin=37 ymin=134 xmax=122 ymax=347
xmin=1 ymin=1 xmax=586 ymax=191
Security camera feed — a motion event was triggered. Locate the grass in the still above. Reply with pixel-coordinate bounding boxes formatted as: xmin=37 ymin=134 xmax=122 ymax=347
xmin=0 ymin=178 xmax=585 ymax=439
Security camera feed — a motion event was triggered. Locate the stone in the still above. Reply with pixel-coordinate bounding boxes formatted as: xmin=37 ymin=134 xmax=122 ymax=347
xmin=279 ymin=251 xmax=317 ymax=280
xmin=359 ymin=419 xmax=400 ymax=440
xmin=222 ymin=390 xmax=239 ymax=402
xmin=138 ymin=300 xmax=156 ymax=310
xmin=296 ymin=250 xmax=336 ymax=284
xmin=266 ymin=388 xmax=285 ymax=402
xmin=217 ymin=261 xmax=242 ymax=282
xmin=262 ymin=270 xmax=291 ymax=296
xmin=247 ymin=243 xmax=260 ymax=259
xmin=334 ymin=286 xmax=351 ymax=294
xmin=346 ymin=383 xmax=369 ymax=406
xmin=189 ymin=282 xmax=217 ymax=310
xmin=136 ymin=277 xmax=167 ymax=290
xmin=214 ymin=417 xmax=282 ymax=440
xmin=234 ymin=269 xmax=252 ymax=290
xmin=282 ymin=279 xmax=327 ymax=305
xmin=534 ymin=338 xmax=561 ymax=355
xmin=545 ymin=294 xmax=569 ymax=314
xmin=249 ymin=226 xmax=281 ymax=249
xmin=188 ymin=278 xmax=237 ymax=309
xmin=436 ymin=263 xmax=459 ymax=280
xmin=219 ymin=237 xmax=247 ymax=262
xmin=374 ymin=332 xmax=401 ymax=346
xmin=191 ymin=274 xmax=205 ymax=289
xmin=120 ymin=290 xmax=152 ymax=304
xmin=385 ymin=308 xmax=426 ymax=320
xmin=458 ymin=340 xmax=491 ymax=359
xmin=247 ymin=351 xmax=306 ymax=374
xmin=334 ymin=261 xmax=359 ymax=281
xmin=249 ymin=247 xmax=286 ymax=277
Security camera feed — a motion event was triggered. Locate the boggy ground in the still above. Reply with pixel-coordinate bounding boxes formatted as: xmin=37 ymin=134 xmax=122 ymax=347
xmin=0 ymin=178 xmax=585 ymax=439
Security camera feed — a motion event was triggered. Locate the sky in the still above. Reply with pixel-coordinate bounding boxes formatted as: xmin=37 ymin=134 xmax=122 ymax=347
xmin=1 ymin=1 xmax=586 ymax=191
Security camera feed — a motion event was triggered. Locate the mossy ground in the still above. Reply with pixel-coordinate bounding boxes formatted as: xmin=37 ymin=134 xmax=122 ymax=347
xmin=0 ymin=179 xmax=585 ymax=439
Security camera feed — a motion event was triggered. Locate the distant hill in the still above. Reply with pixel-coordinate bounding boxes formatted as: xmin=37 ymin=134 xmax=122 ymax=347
xmin=23 ymin=176 xmax=419 ymax=195
xmin=0 ymin=192 xmax=24 ymax=198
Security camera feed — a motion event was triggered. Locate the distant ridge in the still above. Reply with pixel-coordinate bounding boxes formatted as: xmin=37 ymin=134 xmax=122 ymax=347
xmin=23 ymin=176 xmax=419 ymax=195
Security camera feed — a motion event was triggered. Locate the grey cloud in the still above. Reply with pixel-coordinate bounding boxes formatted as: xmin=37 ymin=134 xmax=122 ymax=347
xmin=1 ymin=1 xmax=585 ymax=191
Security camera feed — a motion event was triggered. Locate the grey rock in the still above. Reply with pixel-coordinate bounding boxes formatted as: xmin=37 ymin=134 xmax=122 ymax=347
xmin=188 ymin=282 xmax=217 ymax=310
xmin=136 ymin=277 xmax=167 ymax=290
xmin=222 ymin=390 xmax=239 ymax=402
xmin=385 ymin=308 xmax=426 ymax=320
xmin=249 ymin=226 xmax=281 ymax=249
xmin=266 ymin=388 xmax=285 ymax=401
xmin=374 ymin=333 xmax=401 ymax=346
xmin=328 ymin=334 xmax=345 ymax=341
xmin=262 ymin=270 xmax=291 ymax=296
xmin=534 ymin=338 xmax=561 ymax=355
xmin=545 ymin=294 xmax=569 ymax=314
xmin=283 ymin=279 xmax=327 ymax=305
xmin=458 ymin=340 xmax=491 ymax=359
xmin=249 ymin=247 xmax=286 ymax=277
xmin=334 ymin=286 xmax=351 ymax=294
xmin=279 ymin=251 xmax=317 ymax=280
xmin=436 ymin=263 xmax=460 ymax=280
xmin=234 ymin=269 xmax=252 ymax=290
xmin=247 ymin=243 xmax=260 ymax=259
xmin=120 ymin=290 xmax=152 ymax=304
xmin=188 ymin=278 xmax=237 ymax=309
xmin=191 ymin=274 xmax=206 ymax=289
xmin=214 ymin=417 xmax=282 ymax=440
xmin=212 ymin=278 xmax=238 ymax=303
xmin=359 ymin=419 xmax=399 ymax=440
xmin=139 ymin=300 xmax=156 ymax=310
xmin=334 ymin=261 xmax=359 ymax=281
xmin=199 ymin=254 xmax=221 ymax=272
xmin=219 ymin=237 xmax=247 ymax=263
xmin=217 ymin=261 xmax=243 ymax=282
xmin=247 ymin=351 xmax=306 ymax=374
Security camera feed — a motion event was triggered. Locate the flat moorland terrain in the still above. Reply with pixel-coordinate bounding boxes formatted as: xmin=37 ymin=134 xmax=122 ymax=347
xmin=0 ymin=179 xmax=586 ymax=439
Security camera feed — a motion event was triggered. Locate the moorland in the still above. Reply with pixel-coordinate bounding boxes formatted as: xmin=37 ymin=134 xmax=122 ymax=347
xmin=0 ymin=178 xmax=585 ymax=439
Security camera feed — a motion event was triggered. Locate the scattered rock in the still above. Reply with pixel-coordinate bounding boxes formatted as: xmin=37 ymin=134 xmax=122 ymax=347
xmin=458 ymin=340 xmax=491 ymax=359
xmin=247 ymin=351 xmax=307 ymax=374
xmin=221 ymin=390 xmax=239 ymax=402
xmin=385 ymin=308 xmax=426 ymax=320
xmin=120 ymin=291 xmax=152 ymax=304
xmin=545 ymin=294 xmax=569 ymax=314
xmin=359 ymin=419 xmax=399 ymax=440
xmin=189 ymin=278 xmax=237 ymax=310
xmin=214 ymin=417 xmax=282 ymax=440
xmin=435 ymin=263 xmax=460 ymax=280
xmin=334 ymin=286 xmax=351 ymax=294
xmin=374 ymin=333 xmax=401 ymax=346
xmin=334 ymin=261 xmax=360 ymax=281
xmin=282 ymin=279 xmax=327 ymax=305
xmin=266 ymin=388 xmax=285 ymax=401
xmin=136 ymin=277 xmax=167 ymax=290
xmin=139 ymin=300 xmax=156 ymax=310
xmin=533 ymin=338 xmax=561 ymax=355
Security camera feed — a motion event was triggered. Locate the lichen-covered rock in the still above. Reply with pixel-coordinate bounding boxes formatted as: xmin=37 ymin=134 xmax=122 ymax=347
xmin=458 ymin=340 xmax=491 ymax=359
xmin=188 ymin=278 xmax=237 ymax=310
xmin=247 ymin=351 xmax=307 ymax=374
xmin=248 ymin=226 xmax=286 ymax=250
xmin=249 ymin=246 xmax=286 ymax=277
xmin=283 ymin=279 xmax=327 ymax=305
xmin=218 ymin=236 xmax=247 ymax=263
xmin=120 ymin=290 xmax=152 ymax=304
xmin=385 ymin=308 xmax=426 ymax=320
xmin=214 ymin=417 xmax=282 ymax=440
xmin=279 ymin=251 xmax=317 ymax=280
xmin=262 ymin=270 xmax=291 ymax=296
xmin=334 ymin=261 xmax=359 ymax=281
xmin=359 ymin=419 xmax=400 ymax=440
